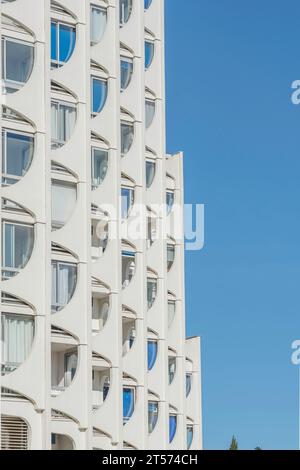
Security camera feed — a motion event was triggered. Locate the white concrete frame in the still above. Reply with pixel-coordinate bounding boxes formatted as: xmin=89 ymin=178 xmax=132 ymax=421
xmin=0 ymin=0 xmax=202 ymax=450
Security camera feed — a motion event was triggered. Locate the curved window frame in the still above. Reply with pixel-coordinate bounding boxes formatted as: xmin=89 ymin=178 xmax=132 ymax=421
xmin=146 ymin=159 xmax=156 ymax=189
xmin=168 ymin=297 xmax=176 ymax=328
xmin=147 ymin=273 xmax=158 ymax=310
xmin=51 ymin=20 xmax=76 ymax=69
xmin=2 ymin=220 xmax=34 ymax=280
xmin=147 ymin=340 xmax=158 ymax=371
xmin=119 ymin=0 xmax=133 ymax=27
xmin=186 ymin=373 xmax=192 ymax=397
xmin=145 ymin=40 xmax=154 ymax=70
xmin=148 ymin=401 xmax=159 ymax=434
xmin=169 ymin=414 xmax=177 ymax=443
xmin=90 ymin=4 xmax=107 ymax=45
xmin=2 ymin=128 xmax=34 ymax=186
xmin=167 ymin=242 xmax=175 ymax=271
xmin=51 ymin=260 xmax=77 ymax=313
xmin=121 ymin=184 xmax=134 ymax=219
xmin=122 ymin=248 xmax=136 ymax=289
xmin=187 ymin=425 xmax=194 ymax=450
xmin=91 ymin=139 xmax=109 ymax=189
xmin=120 ymin=56 xmax=133 ymax=92
xmin=91 ymin=76 xmax=108 ymax=116
xmin=166 ymin=190 xmax=175 ymax=215
xmin=1 ymin=312 xmax=35 ymax=375
xmin=121 ymin=120 xmax=134 ymax=156
xmin=51 ymin=98 xmax=77 ymax=149
xmin=168 ymin=354 xmax=176 ymax=385
xmin=145 ymin=98 xmax=156 ymax=129
xmin=123 ymin=386 xmax=135 ymax=424
xmin=2 ymin=36 xmax=34 ymax=94
xmin=51 ymin=179 xmax=77 ymax=231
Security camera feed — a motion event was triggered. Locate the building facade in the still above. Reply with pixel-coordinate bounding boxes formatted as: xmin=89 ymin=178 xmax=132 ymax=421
xmin=0 ymin=0 xmax=202 ymax=450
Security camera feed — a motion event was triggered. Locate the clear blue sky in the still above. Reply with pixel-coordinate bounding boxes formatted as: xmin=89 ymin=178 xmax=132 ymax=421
xmin=165 ymin=0 xmax=300 ymax=450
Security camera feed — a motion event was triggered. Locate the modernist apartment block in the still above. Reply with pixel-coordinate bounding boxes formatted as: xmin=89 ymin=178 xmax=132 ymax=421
xmin=0 ymin=0 xmax=202 ymax=450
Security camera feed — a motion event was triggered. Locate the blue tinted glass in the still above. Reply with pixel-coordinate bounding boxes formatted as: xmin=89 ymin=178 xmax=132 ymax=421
xmin=121 ymin=188 xmax=131 ymax=219
xmin=103 ymin=383 xmax=109 ymax=401
xmin=51 ymin=22 xmax=57 ymax=61
xmin=148 ymin=401 xmax=158 ymax=433
xmin=92 ymin=78 xmax=108 ymax=114
xmin=186 ymin=374 xmax=192 ymax=397
xmin=144 ymin=0 xmax=152 ymax=9
xmin=123 ymin=388 xmax=134 ymax=422
xmin=166 ymin=192 xmax=174 ymax=215
xmin=147 ymin=340 xmax=158 ymax=370
xmin=169 ymin=415 xmax=177 ymax=443
xmin=145 ymin=41 xmax=154 ymax=69
xmin=59 ymin=24 xmax=76 ymax=63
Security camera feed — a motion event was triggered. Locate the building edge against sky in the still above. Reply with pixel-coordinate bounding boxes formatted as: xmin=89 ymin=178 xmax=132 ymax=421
xmin=0 ymin=0 xmax=202 ymax=450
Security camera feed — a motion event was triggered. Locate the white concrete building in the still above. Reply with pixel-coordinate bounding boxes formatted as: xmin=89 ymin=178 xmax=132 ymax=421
xmin=0 ymin=0 xmax=202 ymax=450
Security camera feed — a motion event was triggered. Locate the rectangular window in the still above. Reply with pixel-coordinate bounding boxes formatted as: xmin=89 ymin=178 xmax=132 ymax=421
xmin=2 ymin=222 xmax=33 ymax=278
xmin=51 ymin=181 xmax=76 ymax=229
xmin=51 ymin=21 xmax=75 ymax=68
xmin=51 ymin=261 xmax=77 ymax=312
xmin=2 ymin=37 xmax=33 ymax=91
xmin=1 ymin=313 xmax=34 ymax=374
xmin=90 ymin=6 xmax=107 ymax=44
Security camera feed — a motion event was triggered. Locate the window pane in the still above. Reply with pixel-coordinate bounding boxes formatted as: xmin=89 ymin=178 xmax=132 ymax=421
xmin=1 ymin=313 xmax=34 ymax=374
xmin=120 ymin=58 xmax=133 ymax=91
xmin=92 ymin=148 xmax=108 ymax=188
xmin=121 ymin=122 xmax=134 ymax=155
xmin=147 ymin=340 xmax=158 ymax=370
xmin=123 ymin=387 xmax=134 ymax=422
xmin=168 ymin=301 xmax=176 ymax=328
xmin=168 ymin=356 xmax=176 ymax=384
xmin=186 ymin=373 xmax=192 ymax=397
xmin=51 ymin=261 xmax=77 ymax=312
xmin=145 ymin=41 xmax=154 ymax=69
xmin=119 ymin=0 xmax=132 ymax=25
xmin=121 ymin=187 xmax=133 ymax=219
xmin=144 ymin=0 xmax=152 ymax=9
xmin=59 ymin=24 xmax=76 ymax=63
xmin=122 ymin=251 xmax=135 ymax=287
xmin=64 ymin=351 xmax=77 ymax=387
xmin=169 ymin=415 xmax=177 ymax=443
xmin=167 ymin=244 xmax=175 ymax=270
xmin=146 ymin=161 xmax=155 ymax=188
xmin=51 ymin=101 xmax=76 ymax=147
xmin=92 ymin=78 xmax=108 ymax=114
xmin=51 ymin=181 xmax=77 ymax=229
xmin=2 ymin=131 xmax=33 ymax=184
xmin=166 ymin=191 xmax=174 ymax=215
xmin=148 ymin=401 xmax=158 ymax=434
xmin=147 ymin=278 xmax=157 ymax=309
xmin=91 ymin=6 xmax=107 ymax=44
xmin=187 ymin=426 xmax=193 ymax=449
xmin=145 ymin=99 xmax=155 ymax=128
xmin=4 ymin=39 xmax=33 ymax=88
xmin=2 ymin=223 xmax=33 ymax=275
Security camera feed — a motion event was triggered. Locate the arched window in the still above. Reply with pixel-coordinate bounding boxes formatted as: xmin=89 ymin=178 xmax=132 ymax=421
xmin=145 ymin=40 xmax=154 ymax=70
xmin=145 ymin=95 xmax=156 ymax=129
xmin=2 ymin=15 xmax=35 ymax=93
xmin=91 ymin=62 xmax=108 ymax=116
xmin=166 ymin=174 xmax=175 ymax=215
xmin=2 ymin=199 xmax=34 ymax=280
xmin=186 ymin=358 xmax=193 ymax=397
xmin=187 ymin=422 xmax=194 ymax=449
xmin=90 ymin=3 xmax=107 ymax=45
xmin=51 ymin=2 xmax=76 ymax=69
xmin=146 ymin=155 xmax=156 ymax=188
xmin=91 ymin=133 xmax=109 ymax=189
xmin=120 ymin=45 xmax=134 ymax=91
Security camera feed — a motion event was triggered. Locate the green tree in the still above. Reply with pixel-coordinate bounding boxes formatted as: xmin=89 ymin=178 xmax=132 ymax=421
xmin=229 ymin=435 xmax=238 ymax=450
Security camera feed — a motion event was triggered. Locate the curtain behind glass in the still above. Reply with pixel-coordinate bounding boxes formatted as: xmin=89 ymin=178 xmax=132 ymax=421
xmin=168 ymin=301 xmax=176 ymax=328
xmin=120 ymin=59 xmax=133 ymax=91
xmin=51 ymin=181 xmax=76 ymax=229
xmin=147 ymin=279 xmax=157 ymax=309
xmin=92 ymin=148 xmax=108 ymax=188
xmin=91 ymin=6 xmax=107 ymax=44
xmin=145 ymin=100 xmax=155 ymax=128
xmin=1 ymin=314 xmax=34 ymax=372
xmin=168 ymin=357 xmax=176 ymax=384
xmin=121 ymin=122 xmax=134 ymax=155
